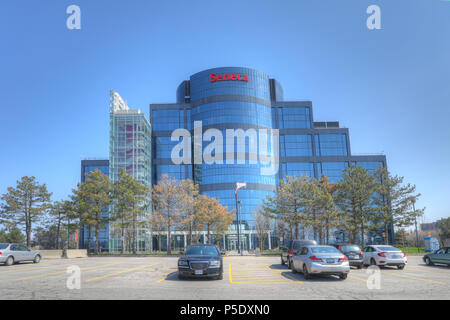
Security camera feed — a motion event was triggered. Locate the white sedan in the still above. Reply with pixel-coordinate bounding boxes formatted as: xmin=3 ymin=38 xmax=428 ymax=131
xmin=362 ymin=245 xmax=407 ymax=269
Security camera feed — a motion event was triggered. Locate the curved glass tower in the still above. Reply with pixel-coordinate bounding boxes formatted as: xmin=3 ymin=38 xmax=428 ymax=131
xmin=150 ymin=66 xmax=388 ymax=249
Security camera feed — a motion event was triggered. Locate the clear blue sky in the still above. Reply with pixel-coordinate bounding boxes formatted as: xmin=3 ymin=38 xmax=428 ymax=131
xmin=0 ymin=0 xmax=449 ymax=223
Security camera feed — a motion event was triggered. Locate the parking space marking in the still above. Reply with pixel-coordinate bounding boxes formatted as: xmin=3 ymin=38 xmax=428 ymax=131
xmin=227 ymin=263 xmax=302 ymax=284
xmin=348 ymin=274 xmax=369 ymax=283
xmin=0 ymin=261 xmax=93 ymax=275
xmin=15 ymin=262 xmax=123 ymax=281
xmin=157 ymin=271 xmax=178 ymax=282
xmin=381 ymin=272 xmax=447 ymax=285
xmin=85 ymin=263 xmax=158 ymax=283
xmin=404 ymin=266 xmax=450 ymax=274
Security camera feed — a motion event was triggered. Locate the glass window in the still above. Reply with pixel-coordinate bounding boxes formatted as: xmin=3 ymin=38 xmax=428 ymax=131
xmin=310 ymin=247 xmax=340 ymax=254
xmin=315 ymin=134 xmax=348 ymax=156
xmin=317 ymin=162 xmax=348 ymax=183
xmin=185 ymin=245 xmax=219 ymax=256
xmin=376 ymin=246 xmax=400 ymax=252
xmin=278 ymin=107 xmax=310 ymax=129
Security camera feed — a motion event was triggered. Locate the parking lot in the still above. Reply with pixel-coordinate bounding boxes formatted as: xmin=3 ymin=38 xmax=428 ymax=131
xmin=0 ymin=255 xmax=448 ymax=300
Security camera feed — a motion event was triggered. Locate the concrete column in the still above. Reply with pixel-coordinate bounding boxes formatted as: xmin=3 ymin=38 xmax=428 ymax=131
xmin=249 ymin=232 xmax=252 ymax=250
xmin=268 ymin=231 xmax=272 ymax=250
xmin=184 ymin=233 xmax=187 ymax=248
xmin=203 ymin=232 xmax=206 ymax=244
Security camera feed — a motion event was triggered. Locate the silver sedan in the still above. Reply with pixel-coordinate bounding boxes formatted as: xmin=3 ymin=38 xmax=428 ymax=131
xmin=0 ymin=243 xmax=41 ymax=266
xmin=291 ymin=245 xmax=350 ymax=280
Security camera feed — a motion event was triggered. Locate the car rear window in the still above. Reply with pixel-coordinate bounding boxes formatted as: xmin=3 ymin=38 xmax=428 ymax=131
xmin=0 ymin=244 xmax=9 ymax=249
xmin=310 ymin=247 xmax=340 ymax=254
xmin=185 ymin=246 xmax=218 ymax=256
xmin=293 ymin=241 xmax=316 ymax=249
xmin=340 ymin=245 xmax=361 ymax=253
xmin=377 ymin=246 xmax=400 ymax=251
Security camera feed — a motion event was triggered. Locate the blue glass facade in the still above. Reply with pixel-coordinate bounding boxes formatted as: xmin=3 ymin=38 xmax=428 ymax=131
xmin=150 ymin=67 xmax=388 ymax=247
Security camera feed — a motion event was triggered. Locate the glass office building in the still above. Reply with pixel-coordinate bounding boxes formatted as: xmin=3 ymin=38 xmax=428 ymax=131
xmin=150 ymin=67 xmax=389 ymax=249
xmin=109 ymin=90 xmax=152 ymax=252
xmin=80 ymin=159 xmax=110 ymax=250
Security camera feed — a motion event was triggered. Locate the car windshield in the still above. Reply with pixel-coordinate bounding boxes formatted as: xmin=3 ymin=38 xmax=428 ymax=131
xmin=340 ymin=245 xmax=360 ymax=253
xmin=377 ymin=246 xmax=400 ymax=252
xmin=185 ymin=246 xmax=218 ymax=256
xmin=310 ymin=247 xmax=340 ymax=254
xmin=0 ymin=244 xmax=9 ymax=249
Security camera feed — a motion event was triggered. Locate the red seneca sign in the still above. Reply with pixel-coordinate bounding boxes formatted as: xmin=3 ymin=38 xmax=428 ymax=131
xmin=210 ymin=73 xmax=249 ymax=83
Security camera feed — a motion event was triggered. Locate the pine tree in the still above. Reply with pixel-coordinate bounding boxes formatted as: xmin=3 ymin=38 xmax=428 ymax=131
xmin=373 ymin=166 xmax=423 ymax=244
xmin=0 ymin=176 xmax=52 ymax=247
xmin=335 ymin=166 xmax=376 ymax=245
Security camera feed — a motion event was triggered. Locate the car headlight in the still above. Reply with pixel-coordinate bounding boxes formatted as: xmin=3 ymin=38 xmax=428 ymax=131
xmin=209 ymin=260 xmax=221 ymax=267
xmin=178 ymin=260 xmax=188 ymax=266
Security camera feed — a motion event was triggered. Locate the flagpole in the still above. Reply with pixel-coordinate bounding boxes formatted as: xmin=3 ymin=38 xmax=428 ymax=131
xmin=235 ymin=183 xmax=246 ymax=256
xmin=235 ymin=191 xmax=241 ymax=255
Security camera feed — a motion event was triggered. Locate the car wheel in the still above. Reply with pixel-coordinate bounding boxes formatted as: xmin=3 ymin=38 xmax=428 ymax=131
xmin=217 ymin=272 xmax=223 ymax=280
xmin=339 ymin=273 xmax=348 ymax=280
xmin=292 ymin=264 xmax=297 ymax=273
xmin=302 ymin=264 xmax=311 ymax=280
xmin=5 ymin=256 xmax=14 ymax=266
xmin=425 ymin=257 xmax=433 ymax=266
xmin=357 ymin=265 xmax=362 ymax=269
xmin=370 ymin=258 xmax=377 ymax=266
xmin=397 ymin=265 xmax=405 ymax=270
xmin=178 ymin=273 xmax=186 ymax=280
xmin=287 ymin=258 xmax=292 ymax=269
xmin=281 ymin=257 xmax=285 ymax=265
xmin=33 ymin=255 xmax=41 ymax=264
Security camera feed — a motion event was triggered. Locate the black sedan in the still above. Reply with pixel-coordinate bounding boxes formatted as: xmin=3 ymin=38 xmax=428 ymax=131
xmin=333 ymin=244 xmax=364 ymax=269
xmin=178 ymin=244 xmax=223 ymax=280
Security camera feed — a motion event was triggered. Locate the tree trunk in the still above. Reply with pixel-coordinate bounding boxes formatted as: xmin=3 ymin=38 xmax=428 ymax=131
xmin=56 ymin=216 xmax=61 ymax=249
xmin=132 ymin=211 xmax=137 ymax=254
xmin=87 ymin=226 xmax=92 ymax=253
xmin=207 ymin=224 xmax=211 ymax=244
xmin=385 ymin=224 xmax=389 ymax=245
xmin=121 ymin=224 xmax=125 ymax=254
xmin=361 ymin=224 xmax=365 ymax=246
xmin=295 ymin=224 xmax=299 ymax=240
xmin=95 ymin=227 xmax=99 ymax=254
xmin=167 ymin=224 xmax=171 ymax=254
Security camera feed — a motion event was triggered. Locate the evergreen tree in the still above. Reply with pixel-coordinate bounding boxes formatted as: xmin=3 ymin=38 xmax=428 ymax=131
xmin=335 ymin=166 xmax=376 ymax=245
xmin=0 ymin=176 xmax=52 ymax=247
xmin=373 ymin=166 xmax=423 ymax=244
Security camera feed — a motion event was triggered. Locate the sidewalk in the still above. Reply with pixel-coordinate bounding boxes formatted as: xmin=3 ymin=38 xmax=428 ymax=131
xmin=226 ymin=250 xmax=253 ymax=256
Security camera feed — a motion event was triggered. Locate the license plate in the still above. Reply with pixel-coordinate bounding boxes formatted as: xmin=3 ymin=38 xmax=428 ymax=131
xmin=195 ymin=270 xmax=203 ymax=275
xmin=391 ymin=255 xmax=402 ymax=259
xmin=326 ymin=259 xmax=335 ymax=263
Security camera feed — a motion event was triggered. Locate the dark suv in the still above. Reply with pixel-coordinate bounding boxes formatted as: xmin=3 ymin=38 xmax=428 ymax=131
xmin=281 ymin=239 xmax=317 ymax=269
xmin=178 ymin=244 xmax=223 ymax=280
xmin=332 ymin=244 xmax=364 ymax=269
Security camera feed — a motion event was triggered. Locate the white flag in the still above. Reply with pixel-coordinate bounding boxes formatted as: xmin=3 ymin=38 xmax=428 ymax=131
xmin=236 ymin=182 xmax=247 ymax=191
